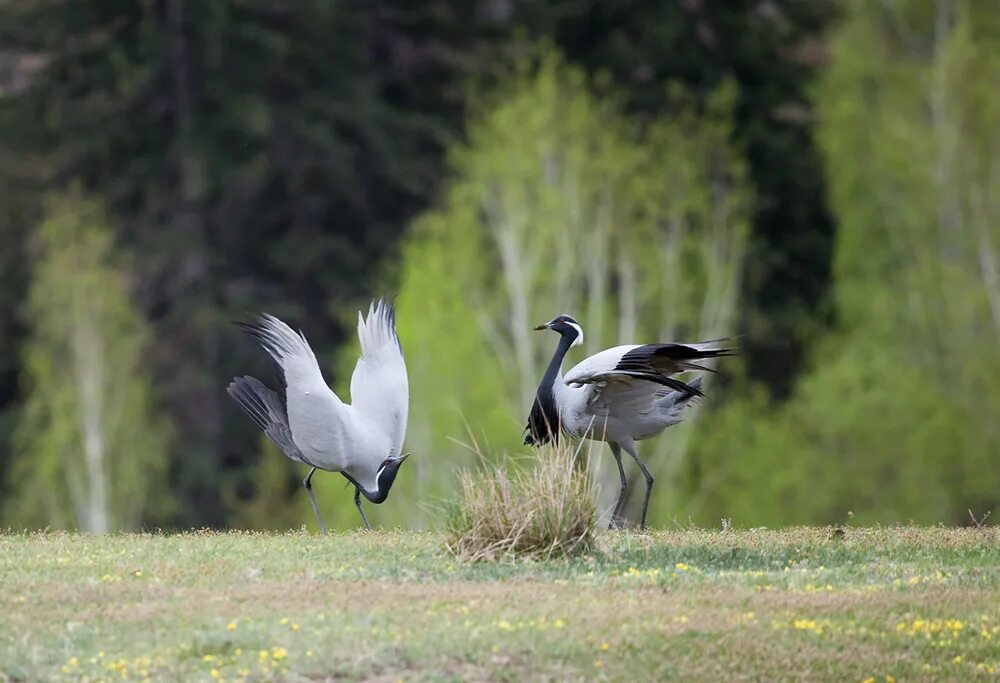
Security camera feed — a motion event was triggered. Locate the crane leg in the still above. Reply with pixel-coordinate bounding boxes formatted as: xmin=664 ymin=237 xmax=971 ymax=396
xmin=622 ymin=443 xmax=654 ymax=530
xmin=303 ymin=467 xmax=328 ymax=535
xmin=609 ymin=443 xmax=629 ymax=529
xmin=354 ymin=486 xmax=372 ymax=530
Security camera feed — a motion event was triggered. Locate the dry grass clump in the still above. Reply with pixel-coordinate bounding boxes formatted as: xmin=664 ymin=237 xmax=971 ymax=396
xmin=445 ymin=440 xmax=597 ymax=562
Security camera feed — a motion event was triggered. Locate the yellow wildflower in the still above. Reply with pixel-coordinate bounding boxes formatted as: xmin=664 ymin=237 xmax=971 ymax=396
xmin=792 ymin=619 xmax=825 ymax=635
xmin=227 ymin=621 xmax=237 ymax=631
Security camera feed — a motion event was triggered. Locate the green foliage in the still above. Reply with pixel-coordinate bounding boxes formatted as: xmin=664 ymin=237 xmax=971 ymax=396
xmin=10 ymin=1 xmax=996 ymax=531
xmin=0 ymin=1 xmax=840 ymax=531
xmin=515 ymin=1 xmax=839 ymax=393
xmin=5 ymin=194 xmax=171 ymax=531
xmin=682 ymin=0 xmax=1000 ymax=527
xmin=225 ymin=436 xmax=306 ymax=532
xmin=0 ymin=0 xmax=497 ymax=527
xmin=389 ymin=49 xmax=750 ymax=527
xmin=810 ymin=0 xmax=1000 ymax=521
xmin=684 ymin=338 xmax=980 ymax=526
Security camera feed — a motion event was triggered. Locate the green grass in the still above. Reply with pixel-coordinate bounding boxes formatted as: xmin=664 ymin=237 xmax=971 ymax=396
xmin=2 ymin=527 xmax=999 ymax=682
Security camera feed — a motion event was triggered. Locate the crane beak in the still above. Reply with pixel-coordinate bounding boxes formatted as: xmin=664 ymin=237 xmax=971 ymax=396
xmin=533 ymin=323 xmax=550 ymax=331
xmin=398 ymin=452 xmax=411 ymax=462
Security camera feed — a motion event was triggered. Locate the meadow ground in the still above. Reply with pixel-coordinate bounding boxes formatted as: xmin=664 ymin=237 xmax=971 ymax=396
xmin=2 ymin=527 xmax=999 ymax=682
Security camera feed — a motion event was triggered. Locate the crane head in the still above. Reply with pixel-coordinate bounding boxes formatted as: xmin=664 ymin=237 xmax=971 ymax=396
xmin=362 ymin=452 xmax=411 ymax=504
xmin=534 ymin=314 xmax=584 ymax=348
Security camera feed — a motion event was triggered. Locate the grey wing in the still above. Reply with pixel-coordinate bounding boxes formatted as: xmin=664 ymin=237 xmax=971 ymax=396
xmin=588 ymin=375 xmax=704 ymax=418
xmin=227 ymin=375 xmax=306 ymax=462
xmin=238 ymin=314 xmax=355 ymax=467
xmin=582 ymin=375 xmax=704 ymax=440
xmin=656 ymin=376 xmax=704 ymax=424
xmin=349 ymin=298 xmax=409 ymax=456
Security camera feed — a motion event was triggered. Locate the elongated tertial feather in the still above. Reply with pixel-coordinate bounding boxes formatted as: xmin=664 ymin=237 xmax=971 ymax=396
xmin=357 ymin=296 xmax=400 ymax=358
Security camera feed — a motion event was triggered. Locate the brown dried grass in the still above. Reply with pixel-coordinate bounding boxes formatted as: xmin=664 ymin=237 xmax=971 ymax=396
xmin=445 ymin=439 xmax=597 ymax=562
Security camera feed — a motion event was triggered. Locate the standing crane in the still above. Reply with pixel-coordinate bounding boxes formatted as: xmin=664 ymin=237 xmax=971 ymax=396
xmin=525 ymin=314 xmax=733 ymax=528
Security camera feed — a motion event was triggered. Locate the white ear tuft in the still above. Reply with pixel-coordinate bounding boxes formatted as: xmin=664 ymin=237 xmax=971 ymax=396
xmin=567 ymin=322 xmax=584 ymax=347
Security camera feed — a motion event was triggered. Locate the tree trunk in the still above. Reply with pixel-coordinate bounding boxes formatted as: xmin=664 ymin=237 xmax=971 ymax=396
xmin=73 ymin=315 xmax=109 ymax=533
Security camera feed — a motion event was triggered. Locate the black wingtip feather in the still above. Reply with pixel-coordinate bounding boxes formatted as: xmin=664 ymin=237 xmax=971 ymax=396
xmin=234 ymin=318 xmax=270 ymax=345
xmin=612 ymin=342 xmax=737 ymax=391
xmin=653 ymin=374 xmax=705 ymax=397
xmin=227 ymin=376 xmax=270 ymax=431
xmin=676 ymin=375 xmax=704 ymax=402
xmin=232 ymin=316 xmax=291 ymax=396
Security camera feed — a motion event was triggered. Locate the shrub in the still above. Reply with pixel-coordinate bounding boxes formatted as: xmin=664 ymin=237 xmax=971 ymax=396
xmin=445 ymin=440 xmax=597 ymax=561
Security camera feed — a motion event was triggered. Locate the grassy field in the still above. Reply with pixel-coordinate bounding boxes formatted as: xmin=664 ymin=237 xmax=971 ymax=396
xmin=2 ymin=527 xmax=999 ymax=682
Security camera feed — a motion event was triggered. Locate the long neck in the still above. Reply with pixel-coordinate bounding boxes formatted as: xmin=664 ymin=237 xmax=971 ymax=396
xmin=540 ymin=335 xmax=573 ymax=398
xmin=530 ymin=335 xmax=573 ymax=442
xmin=341 ymin=469 xmax=382 ymax=503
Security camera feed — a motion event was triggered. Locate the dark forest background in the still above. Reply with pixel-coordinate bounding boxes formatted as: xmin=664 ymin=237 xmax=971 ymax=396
xmin=2 ymin=0 xmax=996 ymax=531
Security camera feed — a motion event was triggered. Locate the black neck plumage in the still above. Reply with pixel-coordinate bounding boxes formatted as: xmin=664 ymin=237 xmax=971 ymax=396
xmin=340 ymin=470 xmax=383 ymax=503
xmin=527 ymin=334 xmax=573 ymax=446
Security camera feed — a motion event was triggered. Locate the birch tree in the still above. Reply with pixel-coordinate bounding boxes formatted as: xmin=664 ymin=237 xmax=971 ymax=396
xmin=680 ymin=0 xmax=1000 ymax=526
xmin=5 ymin=194 xmax=171 ymax=532
xmin=811 ymin=0 xmax=1000 ymax=517
xmin=389 ymin=52 xmax=750 ymax=527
